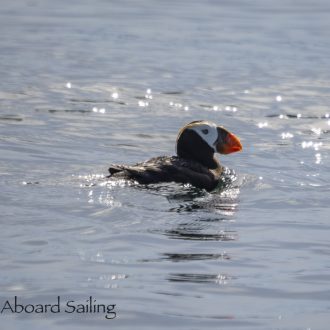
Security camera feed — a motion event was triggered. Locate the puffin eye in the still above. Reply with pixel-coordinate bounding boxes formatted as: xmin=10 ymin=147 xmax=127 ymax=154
xmin=202 ymin=129 xmax=209 ymax=135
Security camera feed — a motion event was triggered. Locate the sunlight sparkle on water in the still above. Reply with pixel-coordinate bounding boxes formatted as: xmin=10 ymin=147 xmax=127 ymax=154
xmin=105 ymin=179 xmax=133 ymax=188
xmin=79 ymin=174 xmax=104 ymax=180
xmin=210 ymin=104 xmax=238 ymax=112
xmin=311 ymin=127 xmax=322 ymax=136
xmin=276 ymin=95 xmax=282 ymax=102
xmin=301 ymin=141 xmax=322 ymax=150
xmin=281 ymin=132 xmax=294 ymax=139
xmin=111 ymin=92 xmax=119 ymax=99
xmin=138 ymin=100 xmax=149 ymax=107
xmin=98 ymin=191 xmax=122 ymax=207
xmin=257 ymin=122 xmax=268 ymax=128
xmin=66 ymin=82 xmax=72 ymax=89
xmin=145 ymin=89 xmax=153 ymax=99
xmin=92 ymin=107 xmax=105 ymax=113
xmin=219 ymin=187 xmax=240 ymax=200
xmin=315 ymin=153 xmax=322 ymax=164
xmin=88 ymin=191 xmax=93 ymax=203
xmin=215 ymin=274 xmax=230 ymax=285
xmin=170 ymin=102 xmax=184 ymax=109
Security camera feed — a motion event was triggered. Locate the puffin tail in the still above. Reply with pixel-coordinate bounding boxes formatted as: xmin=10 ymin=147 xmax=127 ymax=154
xmin=107 ymin=164 xmax=125 ymax=177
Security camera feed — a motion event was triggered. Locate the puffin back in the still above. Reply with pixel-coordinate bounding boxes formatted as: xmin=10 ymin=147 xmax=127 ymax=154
xmin=108 ymin=156 xmax=220 ymax=191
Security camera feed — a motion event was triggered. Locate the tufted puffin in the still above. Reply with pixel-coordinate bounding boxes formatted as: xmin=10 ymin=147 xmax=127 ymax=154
xmin=108 ymin=120 xmax=242 ymax=191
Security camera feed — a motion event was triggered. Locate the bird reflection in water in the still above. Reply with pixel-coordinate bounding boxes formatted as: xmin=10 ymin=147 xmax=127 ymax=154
xmin=161 ymin=252 xmax=230 ymax=262
xmin=160 ymin=168 xmax=240 ymax=242
xmin=167 ymin=273 xmax=234 ymax=285
xmin=155 ymin=167 xmax=240 ymax=214
xmin=158 ymin=169 xmax=240 ymax=287
xmin=164 ymin=225 xmax=237 ymax=241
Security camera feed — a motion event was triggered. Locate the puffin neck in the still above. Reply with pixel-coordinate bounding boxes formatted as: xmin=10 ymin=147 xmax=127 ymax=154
xmin=176 ymin=129 xmax=220 ymax=169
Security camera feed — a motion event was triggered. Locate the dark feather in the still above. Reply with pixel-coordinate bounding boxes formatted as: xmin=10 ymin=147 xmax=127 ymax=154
xmin=108 ymin=156 xmax=222 ymax=191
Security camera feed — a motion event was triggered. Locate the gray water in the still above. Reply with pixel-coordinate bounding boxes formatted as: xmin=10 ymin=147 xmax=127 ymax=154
xmin=1 ymin=1 xmax=330 ymax=329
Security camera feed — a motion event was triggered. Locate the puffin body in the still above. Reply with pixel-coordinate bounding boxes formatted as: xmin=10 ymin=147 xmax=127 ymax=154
xmin=108 ymin=120 xmax=242 ymax=191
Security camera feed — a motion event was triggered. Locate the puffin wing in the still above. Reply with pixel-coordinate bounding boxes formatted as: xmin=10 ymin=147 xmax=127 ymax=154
xmin=108 ymin=156 xmax=218 ymax=191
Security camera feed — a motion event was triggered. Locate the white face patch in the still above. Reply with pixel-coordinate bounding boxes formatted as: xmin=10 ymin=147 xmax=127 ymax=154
xmin=189 ymin=122 xmax=218 ymax=151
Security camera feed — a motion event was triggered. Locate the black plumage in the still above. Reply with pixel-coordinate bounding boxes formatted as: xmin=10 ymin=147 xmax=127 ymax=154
xmin=109 ymin=156 xmax=222 ymax=191
xmin=108 ymin=120 xmax=242 ymax=191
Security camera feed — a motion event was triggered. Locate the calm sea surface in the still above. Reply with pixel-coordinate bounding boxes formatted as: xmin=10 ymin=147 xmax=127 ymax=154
xmin=1 ymin=1 xmax=330 ymax=329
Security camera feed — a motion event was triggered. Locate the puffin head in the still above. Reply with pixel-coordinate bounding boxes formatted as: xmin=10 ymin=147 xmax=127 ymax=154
xmin=176 ymin=120 xmax=242 ymax=169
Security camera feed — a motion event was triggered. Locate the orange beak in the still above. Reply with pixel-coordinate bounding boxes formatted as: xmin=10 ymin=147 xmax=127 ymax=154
xmin=216 ymin=127 xmax=243 ymax=154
